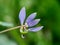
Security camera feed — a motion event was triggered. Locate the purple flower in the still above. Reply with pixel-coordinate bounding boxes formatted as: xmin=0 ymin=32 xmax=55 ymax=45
xmin=19 ymin=7 xmax=43 ymax=34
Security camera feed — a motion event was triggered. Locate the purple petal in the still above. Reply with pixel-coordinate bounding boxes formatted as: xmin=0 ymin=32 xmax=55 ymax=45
xmin=26 ymin=13 xmax=36 ymax=23
xmin=28 ymin=26 xmax=44 ymax=32
xmin=27 ymin=19 xmax=40 ymax=27
xmin=19 ymin=7 xmax=26 ymax=25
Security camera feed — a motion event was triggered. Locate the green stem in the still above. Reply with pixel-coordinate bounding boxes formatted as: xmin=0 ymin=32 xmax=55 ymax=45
xmin=0 ymin=26 xmax=21 ymax=33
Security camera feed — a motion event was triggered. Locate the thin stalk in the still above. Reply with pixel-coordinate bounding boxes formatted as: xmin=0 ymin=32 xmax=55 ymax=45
xmin=0 ymin=26 xmax=21 ymax=33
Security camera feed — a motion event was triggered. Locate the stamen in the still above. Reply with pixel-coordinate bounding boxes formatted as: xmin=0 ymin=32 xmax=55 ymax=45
xmin=20 ymin=25 xmax=28 ymax=34
xmin=25 ymin=23 xmax=28 ymax=27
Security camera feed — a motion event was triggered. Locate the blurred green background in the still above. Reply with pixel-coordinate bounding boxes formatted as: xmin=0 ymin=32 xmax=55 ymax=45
xmin=0 ymin=0 xmax=60 ymax=45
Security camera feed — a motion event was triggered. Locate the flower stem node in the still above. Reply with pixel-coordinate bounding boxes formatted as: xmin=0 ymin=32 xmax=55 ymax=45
xmin=20 ymin=25 xmax=28 ymax=34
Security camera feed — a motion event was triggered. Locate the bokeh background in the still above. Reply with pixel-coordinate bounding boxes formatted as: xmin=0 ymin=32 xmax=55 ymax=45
xmin=0 ymin=0 xmax=60 ymax=45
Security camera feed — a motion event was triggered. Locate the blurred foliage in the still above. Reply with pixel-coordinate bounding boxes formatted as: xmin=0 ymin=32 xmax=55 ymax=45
xmin=0 ymin=34 xmax=17 ymax=45
xmin=0 ymin=0 xmax=60 ymax=45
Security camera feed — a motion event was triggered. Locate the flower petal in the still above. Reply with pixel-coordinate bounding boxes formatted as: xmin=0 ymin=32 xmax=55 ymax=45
xmin=26 ymin=12 xmax=36 ymax=23
xmin=19 ymin=7 xmax=26 ymax=25
xmin=28 ymin=26 xmax=44 ymax=32
xmin=27 ymin=19 xmax=40 ymax=27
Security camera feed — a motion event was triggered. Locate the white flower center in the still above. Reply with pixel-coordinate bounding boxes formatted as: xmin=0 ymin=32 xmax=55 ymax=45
xmin=20 ymin=23 xmax=28 ymax=34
